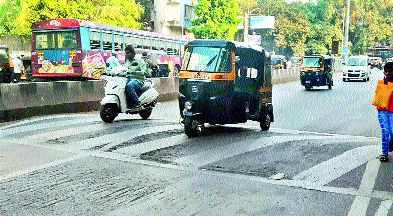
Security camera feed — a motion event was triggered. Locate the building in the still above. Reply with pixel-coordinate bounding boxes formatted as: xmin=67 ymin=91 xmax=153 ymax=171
xmin=149 ymin=0 xmax=197 ymax=37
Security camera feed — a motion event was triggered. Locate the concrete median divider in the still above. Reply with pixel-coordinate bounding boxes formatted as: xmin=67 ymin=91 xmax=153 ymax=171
xmin=0 ymin=77 xmax=180 ymax=122
xmin=272 ymin=67 xmax=300 ymax=84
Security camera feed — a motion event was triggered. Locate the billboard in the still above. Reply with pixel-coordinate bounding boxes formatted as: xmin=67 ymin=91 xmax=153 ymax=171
xmin=250 ymin=16 xmax=275 ymax=29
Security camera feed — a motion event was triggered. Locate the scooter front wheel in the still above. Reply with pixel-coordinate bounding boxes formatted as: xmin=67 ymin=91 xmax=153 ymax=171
xmin=100 ymin=104 xmax=118 ymax=123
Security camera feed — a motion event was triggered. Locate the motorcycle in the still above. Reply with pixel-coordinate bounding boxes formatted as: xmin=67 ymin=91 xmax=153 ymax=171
xmin=100 ymin=65 xmax=159 ymax=123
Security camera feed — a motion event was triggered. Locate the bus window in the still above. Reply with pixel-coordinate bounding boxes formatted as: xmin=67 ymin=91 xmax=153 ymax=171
xmin=57 ymin=31 xmax=77 ymax=49
xmin=89 ymin=30 xmax=101 ymax=50
xmin=35 ymin=32 xmax=56 ymax=49
xmin=102 ymin=31 xmax=112 ymax=51
xmin=114 ymin=33 xmax=123 ymax=51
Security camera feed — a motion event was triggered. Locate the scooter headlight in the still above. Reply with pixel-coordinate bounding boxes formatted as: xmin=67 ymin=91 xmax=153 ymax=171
xmin=185 ymin=101 xmax=192 ymax=110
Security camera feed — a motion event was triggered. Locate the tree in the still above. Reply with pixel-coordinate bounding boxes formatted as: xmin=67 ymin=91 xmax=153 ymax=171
xmin=190 ymin=0 xmax=242 ymax=40
xmin=5 ymin=0 xmax=143 ymax=36
xmin=0 ymin=0 xmax=23 ymax=35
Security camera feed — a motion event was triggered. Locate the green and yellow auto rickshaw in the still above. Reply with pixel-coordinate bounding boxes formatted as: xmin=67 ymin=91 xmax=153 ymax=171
xmin=300 ymin=55 xmax=333 ymax=90
xmin=178 ymin=40 xmax=274 ymax=137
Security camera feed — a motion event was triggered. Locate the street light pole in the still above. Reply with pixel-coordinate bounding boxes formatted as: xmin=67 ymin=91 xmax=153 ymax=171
xmin=343 ymin=0 xmax=350 ymax=58
xmin=244 ymin=12 xmax=249 ymax=43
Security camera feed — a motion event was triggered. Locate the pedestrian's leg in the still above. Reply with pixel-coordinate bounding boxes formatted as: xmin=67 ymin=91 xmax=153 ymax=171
xmin=378 ymin=110 xmax=390 ymax=161
xmin=387 ymin=111 xmax=393 ymax=152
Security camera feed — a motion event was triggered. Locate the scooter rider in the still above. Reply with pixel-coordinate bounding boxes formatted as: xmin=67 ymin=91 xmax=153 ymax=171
xmin=124 ymin=45 xmax=149 ymax=108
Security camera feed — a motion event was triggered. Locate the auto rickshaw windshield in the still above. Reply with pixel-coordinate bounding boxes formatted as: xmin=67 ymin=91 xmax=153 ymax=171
xmin=302 ymin=57 xmax=322 ymax=67
xmin=181 ymin=46 xmax=231 ymax=73
xmin=0 ymin=49 xmax=8 ymax=64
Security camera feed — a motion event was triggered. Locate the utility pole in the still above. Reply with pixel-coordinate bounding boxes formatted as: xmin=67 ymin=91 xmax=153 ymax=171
xmin=243 ymin=11 xmax=249 ymax=43
xmin=343 ymin=0 xmax=350 ymax=59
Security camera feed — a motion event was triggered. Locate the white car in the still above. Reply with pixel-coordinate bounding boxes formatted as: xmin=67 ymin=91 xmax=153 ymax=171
xmin=342 ymin=55 xmax=371 ymax=82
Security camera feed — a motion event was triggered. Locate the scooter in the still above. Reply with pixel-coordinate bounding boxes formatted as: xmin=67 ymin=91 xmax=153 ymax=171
xmin=100 ymin=66 xmax=159 ymax=123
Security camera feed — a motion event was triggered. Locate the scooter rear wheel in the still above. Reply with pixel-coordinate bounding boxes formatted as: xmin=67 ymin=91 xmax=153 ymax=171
xmin=139 ymin=109 xmax=152 ymax=120
xmin=100 ymin=104 xmax=118 ymax=123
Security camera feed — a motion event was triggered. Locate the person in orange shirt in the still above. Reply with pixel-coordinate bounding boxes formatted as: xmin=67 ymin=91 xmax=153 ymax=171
xmin=377 ymin=62 xmax=393 ymax=162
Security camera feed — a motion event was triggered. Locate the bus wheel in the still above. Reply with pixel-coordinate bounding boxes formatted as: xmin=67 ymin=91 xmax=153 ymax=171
xmin=260 ymin=112 xmax=271 ymax=131
xmin=100 ymin=104 xmax=117 ymax=123
xmin=184 ymin=117 xmax=198 ymax=137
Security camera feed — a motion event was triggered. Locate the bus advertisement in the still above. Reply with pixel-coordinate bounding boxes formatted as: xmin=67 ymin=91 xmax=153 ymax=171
xmin=31 ymin=18 xmax=186 ymax=80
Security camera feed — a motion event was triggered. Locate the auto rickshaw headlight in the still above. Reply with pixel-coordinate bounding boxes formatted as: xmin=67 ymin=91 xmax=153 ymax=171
xmin=185 ymin=101 xmax=192 ymax=110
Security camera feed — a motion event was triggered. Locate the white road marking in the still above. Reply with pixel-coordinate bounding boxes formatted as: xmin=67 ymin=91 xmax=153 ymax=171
xmin=0 ymin=117 xmax=99 ymax=137
xmin=174 ymin=134 xmax=332 ymax=167
xmin=115 ymin=134 xmax=187 ymax=155
xmin=0 ymin=154 xmax=86 ymax=182
xmin=21 ymin=123 xmax=107 ymax=141
xmin=64 ymin=124 xmax=181 ymax=151
xmin=375 ymin=200 xmax=393 ymax=216
xmin=347 ymin=159 xmax=381 ymax=216
xmin=293 ymin=145 xmax=380 ymax=185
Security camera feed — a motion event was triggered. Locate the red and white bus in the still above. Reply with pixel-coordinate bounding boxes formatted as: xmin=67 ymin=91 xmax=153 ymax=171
xmin=31 ymin=18 xmax=186 ymax=80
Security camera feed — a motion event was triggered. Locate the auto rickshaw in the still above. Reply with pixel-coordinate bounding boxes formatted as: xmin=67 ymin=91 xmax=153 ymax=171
xmin=178 ymin=40 xmax=274 ymax=137
xmin=300 ymin=55 xmax=333 ymax=90
xmin=0 ymin=45 xmax=13 ymax=83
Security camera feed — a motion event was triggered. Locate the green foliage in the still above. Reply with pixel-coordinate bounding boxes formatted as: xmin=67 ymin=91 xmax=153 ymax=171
xmin=0 ymin=0 xmax=23 ymax=35
xmin=190 ymin=0 xmax=242 ymax=40
xmin=0 ymin=0 xmax=143 ymax=36
xmin=242 ymin=0 xmax=392 ymax=56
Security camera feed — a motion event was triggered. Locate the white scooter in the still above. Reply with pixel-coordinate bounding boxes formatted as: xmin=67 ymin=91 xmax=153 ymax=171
xmin=100 ymin=66 xmax=159 ymax=123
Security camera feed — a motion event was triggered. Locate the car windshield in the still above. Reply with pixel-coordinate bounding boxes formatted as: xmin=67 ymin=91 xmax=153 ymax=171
xmin=0 ymin=48 xmax=8 ymax=64
xmin=181 ymin=46 xmax=231 ymax=72
xmin=302 ymin=57 xmax=322 ymax=67
xmin=347 ymin=57 xmax=368 ymax=66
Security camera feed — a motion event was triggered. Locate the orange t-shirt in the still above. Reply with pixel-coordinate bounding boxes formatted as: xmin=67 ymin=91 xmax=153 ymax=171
xmin=376 ymin=80 xmax=393 ymax=111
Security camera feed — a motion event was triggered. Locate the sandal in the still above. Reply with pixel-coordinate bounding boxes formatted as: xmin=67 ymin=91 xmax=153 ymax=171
xmin=380 ymin=154 xmax=389 ymax=162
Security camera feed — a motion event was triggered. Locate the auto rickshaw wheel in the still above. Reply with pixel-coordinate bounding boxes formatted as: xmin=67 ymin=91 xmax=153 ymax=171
xmin=328 ymin=82 xmax=332 ymax=90
xmin=184 ymin=117 xmax=198 ymax=137
xmin=260 ymin=112 xmax=271 ymax=131
xmin=305 ymin=85 xmax=312 ymax=91
xmin=100 ymin=104 xmax=118 ymax=123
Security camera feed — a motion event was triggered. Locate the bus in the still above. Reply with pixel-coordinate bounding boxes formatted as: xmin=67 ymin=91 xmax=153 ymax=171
xmin=31 ymin=18 xmax=186 ymax=80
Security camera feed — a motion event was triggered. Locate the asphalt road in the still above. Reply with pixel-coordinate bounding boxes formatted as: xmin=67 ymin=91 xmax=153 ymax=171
xmin=1 ymin=68 xmax=392 ymax=215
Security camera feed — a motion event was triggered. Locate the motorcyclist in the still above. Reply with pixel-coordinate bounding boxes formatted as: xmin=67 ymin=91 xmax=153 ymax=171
xmin=124 ymin=45 xmax=149 ymax=108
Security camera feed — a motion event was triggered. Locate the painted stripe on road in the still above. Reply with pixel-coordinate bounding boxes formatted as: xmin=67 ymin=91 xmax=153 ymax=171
xmin=115 ymin=134 xmax=187 ymax=155
xmin=174 ymin=134 xmax=329 ymax=167
xmin=293 ymin=145 xmax=379 ymax=185
xmin=0 ymin=117 xmax=99 ymax=137
xmin=347 ymin=159 xmax=381 ymax=216
xmin=21 ymin=123 xmax=107 ymax=141
xmin=64 ymin=124 xmax=181 ymax=151
xmin=0 ymin=154 xmax=86 ymax=182
xmin=375 ymin=200 xmax=393 ymax=216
